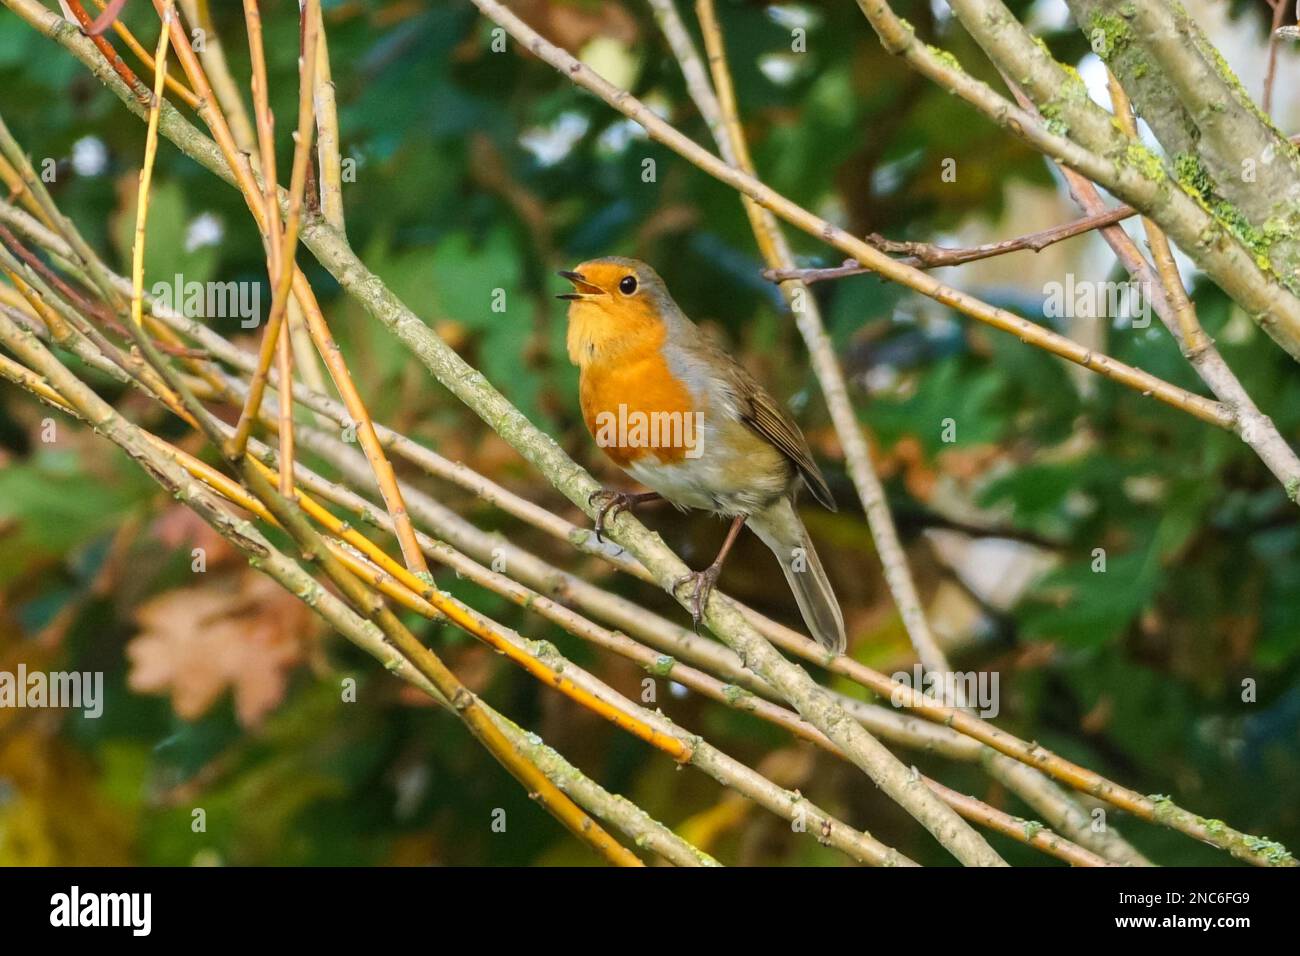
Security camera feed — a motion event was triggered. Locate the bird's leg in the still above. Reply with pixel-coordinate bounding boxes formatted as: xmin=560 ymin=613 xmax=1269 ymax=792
xmin=589 ymin=490 xmax=662 ymax=542
xmin=674 ymin=515 xmax=746 ymax=632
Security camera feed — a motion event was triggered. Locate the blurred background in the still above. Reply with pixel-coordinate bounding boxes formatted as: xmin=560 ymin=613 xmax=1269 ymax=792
xmin=1 ymin=0 xmax=1298 ymax=865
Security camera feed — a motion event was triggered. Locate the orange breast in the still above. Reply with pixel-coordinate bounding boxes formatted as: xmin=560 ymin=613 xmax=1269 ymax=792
xmin=580 ymin=344 xmax=698 ymax=468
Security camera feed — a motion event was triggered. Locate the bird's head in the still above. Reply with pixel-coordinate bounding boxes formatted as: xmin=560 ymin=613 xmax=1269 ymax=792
xmin=558 ymin=257 xmax=676 ymax=365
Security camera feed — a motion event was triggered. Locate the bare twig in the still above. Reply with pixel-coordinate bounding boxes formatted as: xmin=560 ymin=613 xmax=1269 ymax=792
xmin=64 ymin=0 xmax=152 ymax=104
xmin=1106 ymin=74 xmax=1208 ymax=357
xmin=228 ymin=0 xmax=317 ymax=493
xmin=177 ymin=0 xmax=257 ymax=151
xmin=764 ymin=206 xmax=1136 ymax=282
xmin=1265 ymin=0 xmax=1289 ymax=115
xmin=88 ymin=0 xmax=200 ymax=108
xmin=129 ymin=1 xmax=173 ymax=330
xmin=84 ymin=0 xmax=126 ymax=35
xmin=0 ymin=232 xmax=187 ymax=420
xmin=923 ymin=779 xmax=1110 ymax=867
xmin=310 ymin=0 xmax=345 ymax=233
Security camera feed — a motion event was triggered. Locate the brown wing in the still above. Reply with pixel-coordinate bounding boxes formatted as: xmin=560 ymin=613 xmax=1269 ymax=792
xmin=741 ymin=386 xmax=837 ymax=511
xmin=703 ymin=339 xmax=836 ymax=512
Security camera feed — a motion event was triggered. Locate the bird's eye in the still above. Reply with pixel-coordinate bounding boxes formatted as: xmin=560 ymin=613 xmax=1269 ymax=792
xmin=618 ymin=275 xmax=638 ymax=295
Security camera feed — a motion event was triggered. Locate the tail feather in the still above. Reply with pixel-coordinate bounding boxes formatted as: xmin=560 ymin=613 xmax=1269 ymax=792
xmin=749 ymin=498 xmax=846 ymax=654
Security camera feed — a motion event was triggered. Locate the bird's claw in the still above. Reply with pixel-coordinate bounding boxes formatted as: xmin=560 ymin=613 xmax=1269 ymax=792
xmin=589 ymin=489 xmax=635 ymax=543
xmin=674 ymin=565 xmax=722 ymax=633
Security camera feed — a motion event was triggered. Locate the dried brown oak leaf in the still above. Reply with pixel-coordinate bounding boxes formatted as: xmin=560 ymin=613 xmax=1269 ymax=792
xmin=127 ymin=571 xmax=319 ymax=727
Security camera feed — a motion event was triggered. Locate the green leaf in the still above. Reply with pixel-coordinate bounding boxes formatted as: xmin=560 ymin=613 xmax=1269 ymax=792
xmin=0 ymin=449 xmax=149 ymax=584
xmin=429 ymin=229 xmax=521 ymax=330
xmin=868 ymin=358 xmax=1007 ymax=453
xmin=1021 ymin=549 xmax=1158 ymax=646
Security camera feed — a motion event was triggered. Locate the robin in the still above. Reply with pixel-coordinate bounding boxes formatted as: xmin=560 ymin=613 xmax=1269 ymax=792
xmin=558 ymin=256 xmax=846 ymax=653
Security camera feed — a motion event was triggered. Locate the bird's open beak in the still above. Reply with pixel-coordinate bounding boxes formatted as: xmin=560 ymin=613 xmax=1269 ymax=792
xmin=556 ymin=270 xmax=605 ymax=300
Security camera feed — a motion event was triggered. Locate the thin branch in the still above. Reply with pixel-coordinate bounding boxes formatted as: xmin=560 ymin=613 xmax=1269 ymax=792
xmin=84 ymin=0 xmax=126 ymax=35
xmin=272 ymin=0 xmax=318 ymax=493
xmin=231 ymin=0 xmax=285 ymax=461
xmin=286 ymin=292 xmax=328 ymax=395
xmin=0 ymin=104 xmax=132 ymax=320
xmin=177 ymin=0 xmax=257 ymax=152
xmin=923 ymin=778 xmax=1110 ymax=867
xmin=0 ymin=232 xmax=187 ymax=421
xmin=0 ymin=152 xmax=55 ymax=229
xmin=487 ymin=711 xmax=720 ymax=866
xmin=63 ymin=0 xmax=152 ymax=104
xmin=0 ymin=225 xmax=199 ymax=359
xmin=1265 ymin=0 xmax=1288 ymax=115
xmin=290 ymin=273 xmax=432 ymax=575
xmin=310 ymin=0 xmax=345 ymax=233
xmin=1106 ymin=74 xmax=1208 ymax=357
xmin=228 ymin=0 xmax=317 ymax=492
xmin=0 ymin=295 xmax=128 ymax=389
xmin=86 ymin=0 xmax=200 ymax=108
xmin=130 ymin=2 xmax=173 ymax=331
xmin=764 ymin=206 xmax=1136 ymax=282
